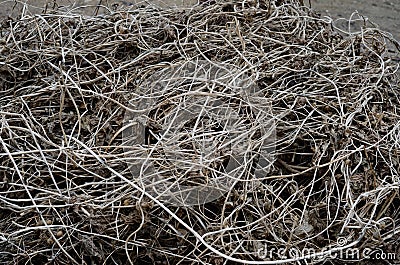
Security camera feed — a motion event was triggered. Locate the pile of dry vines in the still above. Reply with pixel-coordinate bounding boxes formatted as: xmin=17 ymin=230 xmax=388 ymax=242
xmin=0 ymin=0 xmax=400 ymax=264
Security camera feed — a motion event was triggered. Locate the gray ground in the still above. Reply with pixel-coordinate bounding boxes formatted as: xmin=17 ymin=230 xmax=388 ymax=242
xmin=0 ymin=0 xmax=399 ymax=41
xmin=312 ymin=0 xmax=399 ymax=41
